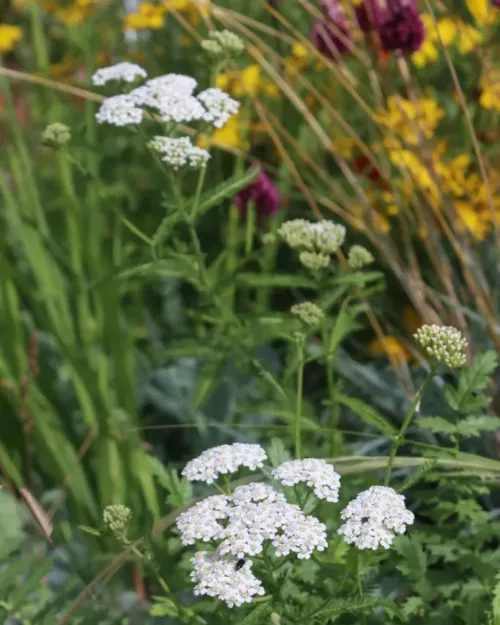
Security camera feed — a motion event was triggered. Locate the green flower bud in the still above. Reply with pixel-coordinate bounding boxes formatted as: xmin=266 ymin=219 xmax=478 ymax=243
xmin=103 ymin=504 xmax=132 ymax=539
xmin=278 ymin=219 xmax=345 ymax=255
xmin=348 ymin=245 xmax=374 ymax=270
xmin=42 ymin=122 xmax=71 ymax=149
xmin=262 ymin=232 xmax=277 ymax=245
xmin=299 ymin=251 xmax=330 ymax=271
xmin=414 ymin=324 xmax=467 ymax=369
xmin=291 ymin=301 xmax=324 ymax=327
xmin=202 ymin=30 xmax=245 ymax=58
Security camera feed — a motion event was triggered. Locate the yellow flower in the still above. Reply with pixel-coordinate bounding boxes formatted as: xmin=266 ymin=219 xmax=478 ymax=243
xmin=369 ymin=336 xmax=411 ymax=363
xmin=455 ymin=201 xmax=490 ymax=240
xmin=480 ymin=69 xmax=500 ymax=112
xmin=331 ymin=136 xmax=355 ymax=160
xmin=456 ymin=22 xmax=483 ymax=54
xmin=466 ymin=0 xmax=497 ymax=26
xmin=375 ymin=96 xmax=444 ymax=145
xmin=216 ymin=65 xmax=279 ymax=99
xmin=412 ymin=15 xmax=457 ymax=67
xmin=0 ymin=24 xmax=22 ymax=52
xmin=124 ymin=2 xmax=167 ymax=30
xmin=403 ymin=307 xmax=423 ymax=336
xmin=199 ymin=112 xmax=249 ymax=151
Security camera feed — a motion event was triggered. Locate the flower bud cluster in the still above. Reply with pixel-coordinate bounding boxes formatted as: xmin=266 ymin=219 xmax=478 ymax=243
xmin=278 ymin=219 xmax=346 ymax=271
xmin=201 ymin=30 xmax=245 ymax=58
xmin=347 ymin=245 xmax=374 ymax=270
xmin=291 ymin=301 xmax=325 ymax=327
xmin=414 ymin=324 xmax=467 ymax=368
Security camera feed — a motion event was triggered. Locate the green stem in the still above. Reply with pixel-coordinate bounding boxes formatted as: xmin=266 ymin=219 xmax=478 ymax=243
xmin=295 ymin=337 xmax=305 ymax=459
xmin=384 ymin=365 xmax=438 ymax=486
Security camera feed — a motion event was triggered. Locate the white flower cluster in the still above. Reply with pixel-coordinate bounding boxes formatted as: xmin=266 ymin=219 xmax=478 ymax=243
xmin=290 ymin=301 xmax=324 ymax=327
xmin=182 ymin=443 xmax=267 ymax=484
xmin=414 ymin=324 xmax=467 ymax=369
xmin=149 ymin=136 xmax=210 ymax=169
xmin=272 ymin=458 xmax=341 ymax=502
xmin=191 ymin=551 xmax=265 ymax=608
xmin=94 ymin=69 xmax=240 ymax=130
xmin=91 ymin=62 xmax=147 ymax=86
xmin=103 ymin=504 xmax=132 ymax=536
xmin=278 ymin=219 xmax=346 ymax=271
xmin=177 ymin=473 xmax=328 ymax=606
xmin=197 ymin=88 xmax=240 ymax=128
xmin=95 ymin=95 xmax=144 ymax=126
xmin=337 ymin=486 xmax=414 ymax=550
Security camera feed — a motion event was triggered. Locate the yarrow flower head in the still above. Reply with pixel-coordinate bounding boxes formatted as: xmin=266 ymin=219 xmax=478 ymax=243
xmin=42 ymin=122 xmax=71 ymax=149
xmin=338 ymin=486 xmax=414 ymax=550
xmin=96 ymin=95 xmax=144 ymax=126
xmin=272 ymin=458 xmax=341 ymax=502
xmin=191 ymin=551 xmax=265 ymax=607
xmin=414 ymin=324 xmax=467 ymax=368
xmin=291 ymin=301 xmax=325 ymax=327
xmin=182 ymin=443 xmax=267 ymax=484
xmin=103 ymin=504 xmax=132 ymax=537
xmin=348 ymin=245 xmax=375 ymax=269
xmin=202 ymin=30 xmax=245 ymax=58
xmin=234 ymin=170 xmax=281 ymax=218
xmin=278 ymin=219 xmax=346 ymax=254
xmin=197 ymin=88 xmax=240 ymax=128
xmin=177 ymin=448 xmax=332 ymax=607
xmin=91 ymin=62 xmax=147 ymax=86
xmin=149 ymin=136 xmax=210 ymax=169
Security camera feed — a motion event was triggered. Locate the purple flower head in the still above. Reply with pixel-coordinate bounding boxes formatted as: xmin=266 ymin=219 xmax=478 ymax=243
xmin=492 ymin=0 xmax=500 ymax=7
xmin=377 ymin=0 xmax=424 ymax=53
xmin=311 ymin=0 xmax=353 ymax=58
xmin=235 ymin=170 xmax=281 ymax=219
xmin=355 ymin=0 xmax=382 ymax=32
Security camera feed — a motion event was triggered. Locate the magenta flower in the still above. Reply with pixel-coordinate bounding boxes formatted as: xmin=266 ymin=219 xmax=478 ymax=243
xmin=311 ymin=0 xmax=353 ymax=58
xmin=356 ymin=0 xmax=424 ymax=53
xmin=492 ymin=0 xmax=500 ymax=6
xmin=234 ymin=170 xmax=281 ymax=218
xmin=355 ymin=0 xmax=381 ymax=32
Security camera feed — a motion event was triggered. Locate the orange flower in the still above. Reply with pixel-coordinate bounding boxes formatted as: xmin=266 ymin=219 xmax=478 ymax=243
xmin=369 ymin=336 xmax=411 ymax=363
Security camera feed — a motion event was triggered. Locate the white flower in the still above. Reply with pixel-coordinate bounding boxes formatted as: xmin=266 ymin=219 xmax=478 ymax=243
xmin=232 ymin=483 xmax=286 ymax=505
xmin=176 ymin=495 xmax=231 ymax=545
xmin=91 ymin=62 xmax=147 ymax=86
xmin=191 ymin=551 xmax=265 ymax=608
xmin=272 ymin=514 xmax=328 ymax=559
xmin=272 ymin=458 xmax=341 ymax=502
xmin=95 ymin=95 xmax=143 ymax=126
xmin=146 ymin=73 xmax=198 ymax=95
xmin=197 ymin=88 xmax=240 ymax=128
xmin=182 ymin=443 xmax=267 ymax=484
xmin=337 ymin=486 xmax=415 ymax=550
xmin=218 ymin=499 xmax=303 ymax=559
xmin=149 ymin=136 xmax=210 ymax=169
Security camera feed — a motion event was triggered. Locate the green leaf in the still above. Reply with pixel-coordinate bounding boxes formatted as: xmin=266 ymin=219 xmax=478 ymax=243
xmin=456 ymin=416 xmax=500 ymax=438
xmin=328 ymin=304 xmax=362 ymax=356
xmin=151 ymin=213 xmax=183 ymax=256
xmin=194 ymin=166 xmax=260 ymax=216
xmin=149 ymin=599 xmax=178 ymax=617
xmin=236 ymin=273 xmax=316 ymax=289
xmin=78 ymin=525 xmax=102 ymax=537
xmin=313 ymin=597 xmax=406 ymax=622
xmin=10 ymin=556 xmax=55 ymax=611
xmin=445 ymin=351 xmax=497 ymax=414
xmin=490 ymin=571 xmax=500 ymax=625
xmin=332 ymin=271 xmax=384 ymax=285
xmin=267 ymin=437 xmax=292 ymax=468
xmin=397 ymin=460 xmax=438 ymax=493
xmin=394 ymin=536 xmax=427 ymax=582
xmin=402 ymin=596 xmax=426 ymax=618
xmin=336 ymin=394 xmax=397 ymax=435
xmin=113 ymin=258 xmax=201 ymax=287
xmin=237 ymin=602 xmax=272 ymax=624
xmin=417 ymin=416 xmax=457 ymax=436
